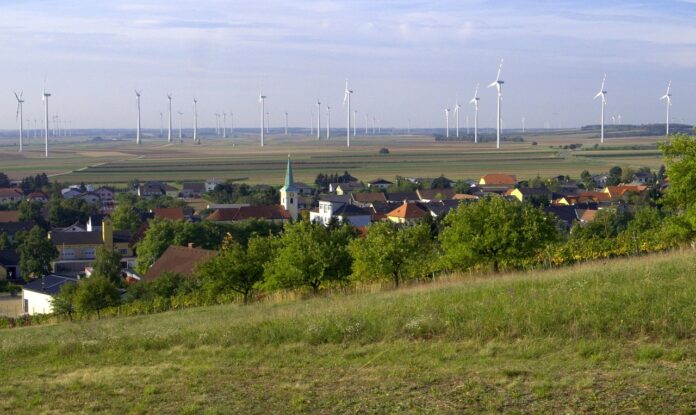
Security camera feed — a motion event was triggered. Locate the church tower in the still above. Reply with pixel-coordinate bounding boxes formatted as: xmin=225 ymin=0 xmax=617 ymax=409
xmin=280 ymin=155 xmax=299 ymax=220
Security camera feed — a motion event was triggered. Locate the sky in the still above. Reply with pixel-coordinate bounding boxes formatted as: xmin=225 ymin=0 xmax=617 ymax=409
xmin=0 ymin=0 xmax=695 ymax=131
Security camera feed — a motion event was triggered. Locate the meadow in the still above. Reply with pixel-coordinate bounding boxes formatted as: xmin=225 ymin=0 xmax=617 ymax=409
xmin=0 ymin=130 xmax=665 ymax=186
xmin=1 ymin=250 xmax=694 ymax=414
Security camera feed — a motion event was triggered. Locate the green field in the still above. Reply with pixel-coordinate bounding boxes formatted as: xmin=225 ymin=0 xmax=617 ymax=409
xmin=2 ymin=251 xmax=695 ymax=414
xmin=0 ymin=131 xmax=666 ymax=185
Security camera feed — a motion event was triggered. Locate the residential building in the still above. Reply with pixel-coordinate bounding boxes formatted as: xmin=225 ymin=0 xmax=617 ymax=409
xmin=144 ymin=244 xmax=217 ymax=281
xmin=386 ymin=201 xmax=428 ymax=224
xmin=0 ymin=250 xmax=21 ymax=281
xmin=76 ymin=192 xmax=101 ymax=205
xmin=367 ymin=178 xmax=393 ymax=191
xmin=293 ymin=182 xmax=315 ymax=195
xmin=508 ymin=187 xmax=552 ymax=203
xmin=152 ymin=207 xmax=186 ymax=221
xmin=206 ymin=206 xmax=291 ymax=224
xmin=26 ymin=191 xmax=49 ymax=203
xmin=330 ymin=182 xmax=365 ymax=195
xmin=603 ymin=185 xmax=648 ymax=200
xmin=205 ymin=179 xmax=225 ymax=192
xmin=417 ymin=188 xmax=456 ymax=202
xmin=21 ymin=274 xmax=78 ymax=315
xmin=95 ymin=186 xmax=115 ymax=202
xmin=385 ymin=191 xmax=419 ymax=204
xmin=479 ymin=174 xmax=517 ymax=186
xmin=180 ymin=182 xmax=206 ymax=198
xmin=0 ymin=210 xmax=20 ymax=223
xmin=351 ymin=192 xmax=388 ymax=207
xmin=309 ymin=200 xmax=372 ymax=227
xmin=138 ymin=181 xmax=178 ymax=198
xmin=0 ymin=188 xmax=24 ymax=204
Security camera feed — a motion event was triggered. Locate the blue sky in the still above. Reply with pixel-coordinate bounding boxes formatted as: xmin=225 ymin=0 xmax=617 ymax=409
xmin=1 ymin=0 xmax=695 ymax=130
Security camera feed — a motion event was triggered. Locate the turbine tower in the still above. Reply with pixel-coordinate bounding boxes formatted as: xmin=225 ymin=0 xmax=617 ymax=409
xmin=445 ymin=108 xmax=450 ymax=138
xmin=159 ymin=112 xmax=163 ymax=138
xmin=660 ymin=81 xmax=672 ymax=136
xmin=167 ymin=94 xmax=173 ymax=143
xmin=135 ymin=90 xmax=142 ymax=145
xmin=42 ymin=85 xmax=50 ymax=157
xmin=487 ymin=59 xmax=504 ymax=149
xmin=14 ymin=92 xmax=24 ymax=152
xmin=284 ymin=111 xmax=288 ymax=135
xmin=177 ymin=111 xmax=183 ymax=142
xmin=594 ymin=74 xmax=607 ymax=143
xmin=343 ymin=79 xmax=353 ymax=147
xmin=326 ymin=106 xmax=331 ymax=140
xmin=454 ymin=98 xmax=461 ymax=137
xmin=193 ymin=97 xmax=199 ymax=144
xmin=469 ymin=84 xmax=480 ymax=144
xmin=316 ymin=100 xmax=321 ymax=140
xmin=223 ymin=112 xmax=227 ymax=138
xmin=259 ymin=94 xmax=266 ymax=147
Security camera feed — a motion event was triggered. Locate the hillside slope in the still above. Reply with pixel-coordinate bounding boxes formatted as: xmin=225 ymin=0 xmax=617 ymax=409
xmin=2 ymin=251 xmax=696 ymax=414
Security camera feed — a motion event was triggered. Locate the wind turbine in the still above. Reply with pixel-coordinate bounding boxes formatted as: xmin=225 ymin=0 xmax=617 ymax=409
xmin=259 ymin=94 xmax=266 ymax=147
xmin=365 ymin=113 xmax=369 ymax=135
xmin=454 ymin=98 xmax=461 ymax=137
xmin=343 ymin=79 xmax=353 ymax=147
xmin=193 ymin=97 xmax=199 ymax=144
xmin=445 ymin=108 xmax=450 ymax=138
xmin=215 ymin=113 xmax=220 ymax=136
xmin=167 ymin=94 xmax=173 ymax=143
xmin=316 ymin=100 xmax=321 ymax=140
xmin=470 ymin=84 xmax=480 ymax=144
xmin=326 ymin=106 xmax=331 ymax=140
xmin=265 ymin=112 xmax=270 ymax=134
xmin=14 ymin=92 xmax=24 ymax=152
xmin=521 ymin=116 xmax=526 ymax=133
xmin=284 ymin=111 xmax=288 ymax=135
xmin=42 ymin=84 xmax=50 ymax=157
xmin=594 ymin=74 xmax=607 ymax=143
xmin=177 ymin=111 xmax=183 ymax=142
xmin=660 ymin=81 xmax=672 ymax=136
xmin=159 ymin=112 xmax=164 ymax=138
xmin=230 ymin=112 xmax=234 ymax=136
xmin=135 ymin=90 xmax=142 ymax=144
xmin=487 ymin=59 xmax=504 ymax=149
xmin=223 ymin=112 xmax=227 ymax=138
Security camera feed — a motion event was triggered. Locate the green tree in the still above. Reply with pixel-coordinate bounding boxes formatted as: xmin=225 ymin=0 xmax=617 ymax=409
xmin=263 ymin=221 xmax=353 ymax=293
xmin=0 ymin=172 xmax=9 ymax=188
xmin=111 ymin=204 xmax=142 ymax=233
xmin=660 ymin=134 xmax=696 ymax=209
xmin=439 ymin=197 xmax=560 ymax=272
xmin=17 ymin=226 xmax=58 ymax=280
xmin=92 ymin=246 xmax=123 ymax=285
xmin=607 ymin=166 xmax=622 ymax=186
xmin=349 ymin=222 xmax=436 ymax=287
xmin=580 ymin=170 xmax=595 ymax=190
xmin=74 ymin=276 xmax=120 ymax=318
xmin=18 ymin=200 xmax=47 ymax=228
xmin=0 ymin=232 xmax=10 ymax=250
xmin=197 ymin=234 xmax=277 ymax=302
xmin=51 ymin=282 xmax=78 ymax=320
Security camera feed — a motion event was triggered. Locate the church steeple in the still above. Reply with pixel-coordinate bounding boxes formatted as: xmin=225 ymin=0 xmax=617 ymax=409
xmin=280 ymin=155 xmax=299 ymax=220
xmin=283 ymin=155 xmax=296 ymax=190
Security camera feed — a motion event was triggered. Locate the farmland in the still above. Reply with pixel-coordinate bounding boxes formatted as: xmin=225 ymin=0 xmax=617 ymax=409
xmin=0 ymin=130 xmax=665 ymax=185
xmin=1 ymin=251 xmax=695 ymax=413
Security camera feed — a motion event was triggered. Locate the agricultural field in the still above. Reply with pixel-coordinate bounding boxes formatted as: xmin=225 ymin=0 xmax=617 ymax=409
xmin=1 ymin=251 xmax=694 ymax=414
xmin=0 ymin=130 xmax=665 ymax=186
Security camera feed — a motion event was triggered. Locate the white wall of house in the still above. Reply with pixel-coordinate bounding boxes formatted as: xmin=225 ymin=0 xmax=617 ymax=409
xmin=22 ymin=290 xmax=55 ymax=315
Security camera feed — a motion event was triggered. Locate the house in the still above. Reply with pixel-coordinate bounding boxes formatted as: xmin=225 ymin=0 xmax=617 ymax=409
xmin=452 ymin=194 xmax=479 ymax=201
xmin=152 ymin=207 xmax=186 ymax=221
xmin=417 ymin=188 xmax=456 ymax=202
xmin=632 ymin=172 xmax=654 ymax=185
xmin=206 ymin=206 xmax=291 ymax=223
xmin=367 ymin=178 xmax=393 ymax=191
xmin=61 ymin=187 xmax=82 ymax=199
xmin=330 ymin=182 xmax=365 ymax=195
xmin=0 ymin=221 xmax=36 ymax=243
xmin=576 ymin=191 xmax=612 ymax=204
xmin=0 ymin=250 xmax=21 ymax=281
xmin=21 ymin=274 xmax=78 ymax=315
xmin=602 ymin=185 xmax=648 ymax=200
xmin=544 ymin=205 xmax=580 ymax=230
xmin=577 ymin=209 xmax=599 ymax=224
xmin=95 ymin=186 xmax=115 ymax=202
xmin=144 ymin=244 xmax=217 ymax=281
xmin=180 ymin=182 xmax=206 ymax=198
xmin=479 ymin=174 xmax=517 ymax=186
xmin=386 ymin=201 xmax=428 ymax=224
xmin=138 ymin=181 xmax=178 ymax=198
xmin=205 ymin=179 xmax=225 ymax=192
xmin=0 ymin=210 xmax=20 ymax=223
xmin=309 ymin=200 xmax=372 ymax=227
xmin=508 ymin=187 xmax=552 ymax=203
xmin=49 ymin=218 xmax=136 ymax=275
xmin=294 ymin=182 xmax=315 ymax=195
xmin=351 ymin=192 xmax=388 ymax=207
xmin=385 ymin=191 xmax=419 ymax=204
xmin=425 ymin=200 xmax=461 ymax=218
xmin=26 ymin=191 xmax=49 ymax=203
xmin=592 ymin=175 xmax=610 ymax=188
xmin=56 ymin=222 xmax=87 ymax=232
xmin=76 ymin=192 xmax=101 ymax=205
xmin=0 ymin=188 xmax=24 ymax=204
xmin=407 ymin=177 xmax=456 ymax=187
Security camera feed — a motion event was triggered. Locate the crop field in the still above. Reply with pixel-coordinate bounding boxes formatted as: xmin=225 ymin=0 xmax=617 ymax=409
xmin=1 ymin=251 xmax=695 ymax=413
xmin=0 ymin=131 xmax=666 ymax=185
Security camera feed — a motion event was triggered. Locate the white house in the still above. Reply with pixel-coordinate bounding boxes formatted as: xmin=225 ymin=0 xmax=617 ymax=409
xmin=205 ymin=179 xmax=225 ymax=192
xmin=310 ymin=200 xmax=372 ymax=227
xmin=21 ymin=274 xmax=78 ymax=315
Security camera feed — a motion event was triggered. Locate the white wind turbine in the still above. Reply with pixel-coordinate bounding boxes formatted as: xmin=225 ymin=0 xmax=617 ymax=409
xmin=469 ymin=84 xmax=480 ymax=143
xmin=42 ymin=84 xmax=51 ymax=157
xmin=223 ymin=112 xmax=227 ymax=138
xmin=159 ymin=112 xmax=163 ymax=138
xmin=316 ymin=100 xmax=321 ymax=140
xmin=177 ymin=111 xmax=183 ymax=142
xmin=454 ymin=98 xmax=461 ymax=137
xmin=284 ymin=111 xmax=288 ymax=135
xmin=487 ymin=59 xmax=504 ymax=149
xmin=193 ymin=97 xmax=199 ymax=144
xmin=445 ymin=108 xmax=450 ymax=138
xmin=259 ymin=94 xmax=266 ymax=147
xmin=14 ymin=92 xmax=24 ymax=152
xmin=343 ymin=79 xmax=353 ymax=147
xmin=167 ymin=94 xmax=173 ymax=143
xmin=594 ymin=74 xmax=607 ymax=143
xmin=326 ymin=105 xmax=331 ymax=140
xmin=660 ymin=81 xmax=672 ymax=136
xmin=135 ymin=90 xmax=142 ymax=145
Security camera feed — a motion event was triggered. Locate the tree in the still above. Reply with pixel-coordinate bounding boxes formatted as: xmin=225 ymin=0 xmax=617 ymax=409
xmin=580 ymin=170 xmax=595 ymax=190
xmin=74 ymin=276 xmax=120 ymax=318
xmin=197 ymin=234 xmax=277 ymax=302
xmin=263 ymin=221 xmax=353 ymax=293
xmin=0 ymin=172 xmax=10 ymax=188
xmin=621 ymin=166 xmax=636 ymax=184
xmin=349 ymin=222 xmax=435 ymax=287
xmin=17 ymin=226 xmax=58 ymax=280
xmin=18 ymin=200 xmax=47 ymax=229
xmin=111 ymin=204 xmax=142 ymax=233
xmin=0 ymin=232 xmax=10 ymax=250
xmin=439 ymin=197 xmax=561 ymax=272
xmin=660 ymin=134 xmax=696 ymax=209
xmin=51 ymin=282 xmax=78 ymax=320
xmin=92 ymin=246 xmax=123 ymax=285
xmin=430 ymin=175 xmax=452 ymax=189
xmin=607 ymin=166 xmax=623 ymax=186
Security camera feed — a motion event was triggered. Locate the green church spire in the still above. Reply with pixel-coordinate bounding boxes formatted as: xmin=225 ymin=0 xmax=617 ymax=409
xmin=282 ymin=154 xmax=298 ymax=191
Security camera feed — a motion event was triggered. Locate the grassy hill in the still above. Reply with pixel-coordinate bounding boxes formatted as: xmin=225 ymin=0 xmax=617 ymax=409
xmin=2 ymin=251 xmax=696 ymax=414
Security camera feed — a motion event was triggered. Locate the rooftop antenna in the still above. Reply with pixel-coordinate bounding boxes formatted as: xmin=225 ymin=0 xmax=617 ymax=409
xmin=594 ymin=74 xmax=607 ymax=143
xmin=487 ymin=59 xmax=504 ymax=149
xmin=660 ymin=81 xmax=672 ymax=136
xmin=14 ymin=91 xmax=24 ymax=152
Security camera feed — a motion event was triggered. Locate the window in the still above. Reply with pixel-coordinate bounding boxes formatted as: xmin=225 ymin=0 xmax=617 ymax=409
xmin=83 ymin=248 xmax=96 ymax=259
xmin=62 ymin=248 xmax=75 ymax=260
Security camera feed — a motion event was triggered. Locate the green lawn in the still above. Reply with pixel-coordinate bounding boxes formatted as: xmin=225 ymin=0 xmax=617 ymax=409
xmin=2 ymin=251 xmax=695 ymax=413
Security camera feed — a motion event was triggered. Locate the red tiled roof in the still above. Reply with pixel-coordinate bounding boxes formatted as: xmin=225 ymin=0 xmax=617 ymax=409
xmin=206 ymin=205 xmax=290 ymax=222
xmin=417 ymin=188 xmax=455 ymax=200
xmin=577 ymin=191 xmax=611 ymax=202
xmin=144 ymin=245 xmax=217 ymax=281
xmin=480 ymin=174 xmax=517 ymax=186
xmin=386 ymin=202 xmax=428 ymax=219
xmin=0 ymin=188 xmax=23 ymax=198
xmin=153 ymin=207 xmax=185 ymax=221
xmin=603 ymin=185 xmax=648 ymax=198
xmin=352 ymin=192 xmax=387 ymax=203
xmin=0 ymin=210 xmax=20 ymax=222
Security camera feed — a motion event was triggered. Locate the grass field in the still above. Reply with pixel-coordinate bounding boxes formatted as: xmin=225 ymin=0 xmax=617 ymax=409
xmin=0 ymin=131 xmax=666 ymax=186
xmin=1 ymin=251 xmax=695 ymax=414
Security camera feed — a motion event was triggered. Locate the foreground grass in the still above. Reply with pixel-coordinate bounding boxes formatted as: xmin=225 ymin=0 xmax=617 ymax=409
xmin=2 ymin=251 xmax=696 ymax=413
